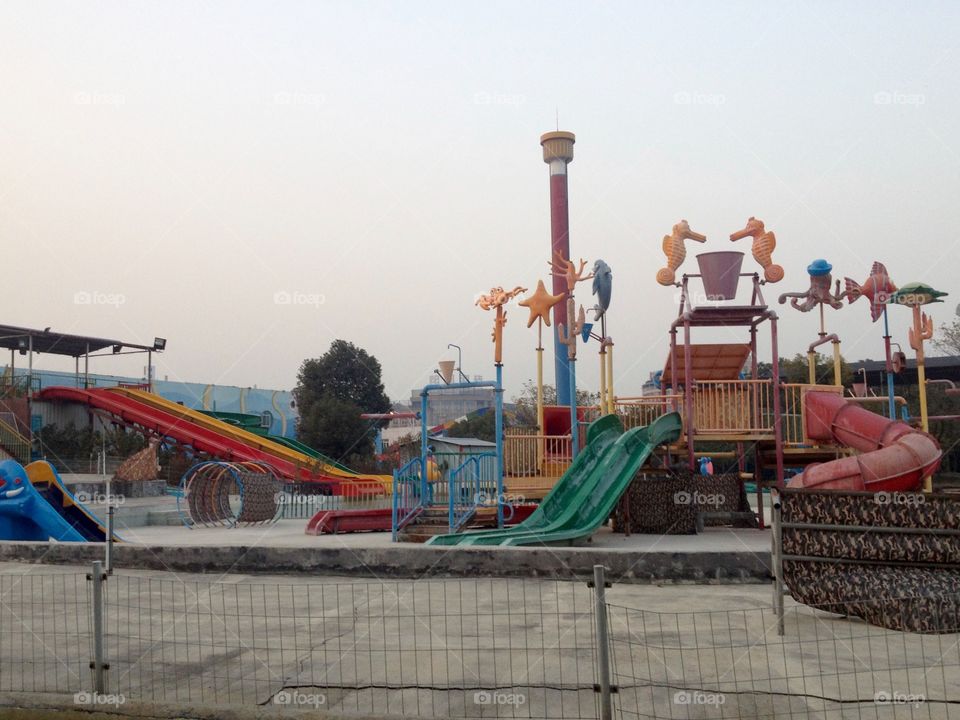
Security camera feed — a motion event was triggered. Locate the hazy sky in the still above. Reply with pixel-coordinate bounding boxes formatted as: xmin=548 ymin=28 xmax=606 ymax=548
xmin=2 ymin=1 xmax=958 ymax=404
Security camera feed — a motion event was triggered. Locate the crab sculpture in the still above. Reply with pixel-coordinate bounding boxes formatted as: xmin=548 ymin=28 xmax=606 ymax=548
xmin=778 ymin=259 xmax=843 ymax=312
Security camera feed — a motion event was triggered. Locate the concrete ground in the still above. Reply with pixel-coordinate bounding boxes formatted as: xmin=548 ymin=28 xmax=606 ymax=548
xmin=0 ymin=561 xmax=956 ymax=719
xmin=118 ymin=518 xmax=772 ymax=555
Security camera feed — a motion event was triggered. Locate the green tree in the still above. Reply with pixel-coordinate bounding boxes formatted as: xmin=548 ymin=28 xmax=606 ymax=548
xmin=511 ymin=380 xmax=599 ymax=427
xmin=446 ymin=411 xmax=497 ymax=442
xmin=294 ymin=340 xmax=391 ymax=461
xmin=755 ymin=353 xmax=852 ymax=385
xmin=297 ymin=395 xmax=377 ymax=461
xmin=934 ymin=315 xmax=960 ymax=356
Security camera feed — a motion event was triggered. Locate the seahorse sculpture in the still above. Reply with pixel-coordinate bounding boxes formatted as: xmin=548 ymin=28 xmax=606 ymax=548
xmin=549 ymin=251 xmax=594 ymax=292
xmin=656 ymin=220 xmax=707 ymax=286
xmin=778 ymin=259 xmax=843 ymax=313
xmin=730 ymin=217 xmax=784 ymax=283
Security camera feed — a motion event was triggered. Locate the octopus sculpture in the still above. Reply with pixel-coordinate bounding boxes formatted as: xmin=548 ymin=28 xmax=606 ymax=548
xmin=778 ymin=259 xmax=843 ymax=312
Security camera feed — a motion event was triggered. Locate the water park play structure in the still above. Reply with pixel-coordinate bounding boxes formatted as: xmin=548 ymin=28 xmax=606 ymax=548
xmin=0 ymin=128 xmax=951 ymax=558
xmin=0 ymin=459 xmax=120 ymax=542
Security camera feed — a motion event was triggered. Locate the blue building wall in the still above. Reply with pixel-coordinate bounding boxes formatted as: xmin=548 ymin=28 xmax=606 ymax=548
xmin=6 ymin=367 xmax=298 ymax=438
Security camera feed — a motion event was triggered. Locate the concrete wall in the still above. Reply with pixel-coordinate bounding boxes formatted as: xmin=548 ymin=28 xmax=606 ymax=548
xmin=0 ymin=541 xmax=771 ymax=583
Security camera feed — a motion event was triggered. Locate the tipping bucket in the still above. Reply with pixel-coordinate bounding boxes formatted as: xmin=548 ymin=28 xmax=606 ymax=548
xmin=438 ymin=360 xmax=455 ymax=384
xmin=696 ymin=251 xmax=744 ymax=300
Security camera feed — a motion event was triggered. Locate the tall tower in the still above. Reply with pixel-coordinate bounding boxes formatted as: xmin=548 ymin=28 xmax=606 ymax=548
xmin=540 ymin=130 xmax=576 ymax=406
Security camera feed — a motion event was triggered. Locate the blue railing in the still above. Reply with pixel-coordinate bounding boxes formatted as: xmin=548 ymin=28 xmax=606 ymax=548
xmin=448 ymin=452 xmax=497 ymax=532
xmin=392 ymin=457 xmax=423 ymax=541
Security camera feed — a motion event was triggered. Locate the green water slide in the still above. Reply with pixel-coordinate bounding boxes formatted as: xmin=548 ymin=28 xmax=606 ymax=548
xmin=426 ymin=412 xmax=681 ymax=547
xmin=201 ymin=411 xmax=354 ymax=474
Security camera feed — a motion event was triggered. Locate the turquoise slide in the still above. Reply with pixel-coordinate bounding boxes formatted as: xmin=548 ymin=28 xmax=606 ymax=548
xmin=426 ymin=412 xmax=682 ymax=547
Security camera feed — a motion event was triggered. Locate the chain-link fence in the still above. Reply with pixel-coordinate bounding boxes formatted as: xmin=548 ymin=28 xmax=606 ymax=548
xmin=608 ymin=600 xmax=960 ymax=719
xmin=1 ymin=565 xmax=959 ymax=718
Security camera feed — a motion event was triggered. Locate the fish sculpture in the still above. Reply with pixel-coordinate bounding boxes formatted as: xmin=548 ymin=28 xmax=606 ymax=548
xmin=657 ymin=220 xmax=706 ymax=286
xmin=843 ymin=261 xmax=897 ymax=322
xmin=591 ymin=259 xmax=612 ymax=319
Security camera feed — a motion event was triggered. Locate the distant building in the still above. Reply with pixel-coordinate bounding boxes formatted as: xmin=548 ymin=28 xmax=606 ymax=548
xmin=410 ymin=372 xmax=495 ymax=426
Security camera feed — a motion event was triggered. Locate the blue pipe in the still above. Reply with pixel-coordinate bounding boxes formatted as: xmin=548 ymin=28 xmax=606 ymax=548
xmin=569 ymin=358 xmax=578 ymax=460
xmin=883 ymin=307 xmax=896 ymax=419
xmin=495 ymin=363 xmax=504 ymax=528
xmin=420 ymin=389 xmax=429 ymax=506
xmin=555 ymin=330 xmax=571 ymax=406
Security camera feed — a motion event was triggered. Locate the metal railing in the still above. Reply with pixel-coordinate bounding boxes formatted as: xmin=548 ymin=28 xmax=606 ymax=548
xmin=0 ymin=414 xmax=31 ymax=463
xmin=391 ymin=456 xmax=422 ymax=540
xmin=608 ymin=599 xmax=960 ymax=718
xmin=2 ymin=563 xmax=959 ymax=718
xmin=448 ymin=452 xmax=497 ymax=531
xmin=614 ymin=395 xmax=680 ymax=430
xmin=504 ymin=433 xmax=572 ymax=477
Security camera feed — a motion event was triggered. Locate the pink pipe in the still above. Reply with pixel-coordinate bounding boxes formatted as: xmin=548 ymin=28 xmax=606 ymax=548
xmin=788 ymin=391 xmax=942 ymax=492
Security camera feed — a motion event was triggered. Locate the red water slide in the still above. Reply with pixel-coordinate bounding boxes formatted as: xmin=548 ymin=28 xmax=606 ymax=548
xmin=788 ymin=391 xmax=942 ymax=491
xmin=37 ymin=387 xmax=335 ymax=486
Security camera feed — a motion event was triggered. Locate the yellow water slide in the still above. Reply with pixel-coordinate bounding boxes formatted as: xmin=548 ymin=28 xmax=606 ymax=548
xmin=105 ymin=388 xmax=391 ymax=484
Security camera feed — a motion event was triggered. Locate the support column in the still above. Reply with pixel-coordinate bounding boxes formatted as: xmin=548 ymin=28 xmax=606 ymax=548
xmin=541 ymin=131 xmax=575 ymax=407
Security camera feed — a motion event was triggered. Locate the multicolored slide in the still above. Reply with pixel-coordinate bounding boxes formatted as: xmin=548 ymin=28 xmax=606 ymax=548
xmin=0 ymin=460 xmax=120 ymax=542
xmin=427 ymin=411 xmax=682 ymax=547
xmin=37 ymin=386 xmax=389 ymax=489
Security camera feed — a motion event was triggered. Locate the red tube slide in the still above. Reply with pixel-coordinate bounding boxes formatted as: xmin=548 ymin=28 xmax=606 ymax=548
xmin=788 ymin=391 xmax=942 ymax=491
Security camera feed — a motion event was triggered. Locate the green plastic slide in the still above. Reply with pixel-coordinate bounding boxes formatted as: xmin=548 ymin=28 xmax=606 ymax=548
xmin=426 ymin=412 xmax=681 ymax=547
xmin=426 ymin=414 xmax=625 ymax=546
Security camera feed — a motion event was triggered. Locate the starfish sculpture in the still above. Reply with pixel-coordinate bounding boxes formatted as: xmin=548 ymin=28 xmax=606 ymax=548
xmin=518 ymin=280 xmax=565 ymax=328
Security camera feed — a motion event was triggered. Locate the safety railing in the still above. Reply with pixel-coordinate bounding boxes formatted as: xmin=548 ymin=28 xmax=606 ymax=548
xmin=0 ymin=414 xmax=31 ymax=463
xmin=391 ymin=457 xmax=422 ymax=540
xmin=614 ymin=394 xmax=680 ymax=430
xmin=448 ymin=452 xmax=497 ymax=531
xmin=504 ymin=433 xmax=572 ymax=477
xmin=277 ymin=481 xmax=392 ymax=519
xmin=691 ymin=379 xmax=773 ymax=435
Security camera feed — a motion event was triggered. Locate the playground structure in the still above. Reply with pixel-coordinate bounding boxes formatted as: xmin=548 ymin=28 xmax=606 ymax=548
xmin=0 ymin=459 xmax=120 ymax=542
xmin=178 ymin=460 xmax=281 ymax=528
xmin=0 ymin=127 xmax=952 ymax=557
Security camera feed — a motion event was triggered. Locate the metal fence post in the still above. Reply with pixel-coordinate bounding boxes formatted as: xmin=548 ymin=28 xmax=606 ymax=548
xmin=89 ymin=560 xmax=107 ymax=694
xmin=105 ymin=506 xmax=115 ymax=574
xmin=591 ymin=564 xmax=614 ymax=720
xmin=771 ymin=490 xmax=785 ymax=635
